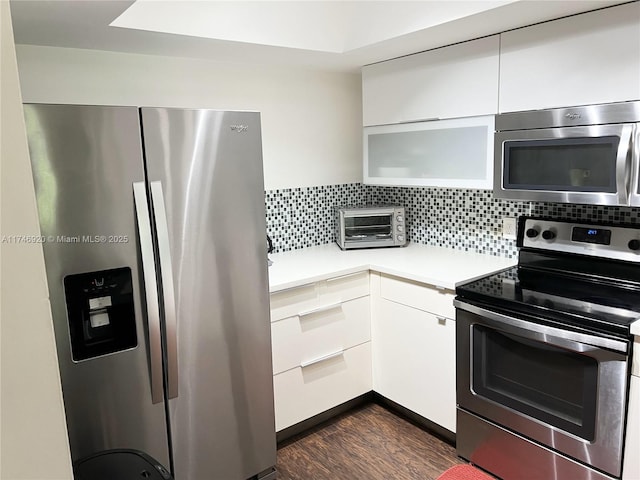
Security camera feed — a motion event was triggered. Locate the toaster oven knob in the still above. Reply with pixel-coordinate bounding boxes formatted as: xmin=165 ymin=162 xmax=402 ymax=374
xmin=397 ymin=235 xmax=405 ymax=242
xmin=397 ymin=225 xmax=404 ymax=232
xmin=628 ymin=239 xmax=640 ymax=251
xmin=396 ymin=216 xmax=404 ymax=222
xmin=542 ymin=230 xmax=556 ymax=240
xmin=526 ymin=228 xmax=539 ymax=238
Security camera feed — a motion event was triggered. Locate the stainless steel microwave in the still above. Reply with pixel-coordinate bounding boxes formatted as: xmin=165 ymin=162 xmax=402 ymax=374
xmin=494 ymin=101 xmax=640 ymax=206
xmin=335 ymin=206 xmax=407 ymax=250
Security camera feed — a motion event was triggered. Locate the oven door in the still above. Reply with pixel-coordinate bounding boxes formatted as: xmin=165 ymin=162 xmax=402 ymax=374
xmin=455 ymin=300 xmax=630 ymax=478
xmin=494 ymin=124 xmax=634 ymax=205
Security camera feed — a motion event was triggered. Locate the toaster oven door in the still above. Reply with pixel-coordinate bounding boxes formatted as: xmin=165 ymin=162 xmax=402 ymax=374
xmin=343 ymin=214 xmax=395 ymax=248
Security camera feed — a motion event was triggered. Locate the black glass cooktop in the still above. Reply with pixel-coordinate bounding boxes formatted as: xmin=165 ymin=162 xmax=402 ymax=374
xmin=456 ymin=265 xmax=640 ymax=337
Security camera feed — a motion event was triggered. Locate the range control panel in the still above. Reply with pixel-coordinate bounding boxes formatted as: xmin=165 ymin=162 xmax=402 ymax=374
xmin=518 ymin=218 xmax=640 ymax=263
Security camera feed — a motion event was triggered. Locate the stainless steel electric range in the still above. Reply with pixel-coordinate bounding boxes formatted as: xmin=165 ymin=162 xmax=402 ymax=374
xmin=455 ymin=217 xmax=638 ymax=480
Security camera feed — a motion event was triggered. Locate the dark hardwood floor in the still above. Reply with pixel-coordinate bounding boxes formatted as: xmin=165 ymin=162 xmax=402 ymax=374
xmin=276 ymin=403 xmax=464 ymax=480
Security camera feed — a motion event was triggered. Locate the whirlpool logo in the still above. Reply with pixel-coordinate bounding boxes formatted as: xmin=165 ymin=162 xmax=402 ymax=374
xmin=565 ymin=112 xmax=582 ymax=120
xmin=230 ymin=124 xmax=249 ymax=133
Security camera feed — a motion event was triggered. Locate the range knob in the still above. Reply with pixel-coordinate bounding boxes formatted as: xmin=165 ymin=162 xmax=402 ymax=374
xmin=542 ymin=230 xmax=556 ymax=240
xmin=629 ymin=239 xmax=640 ymax=251
xmin=526 ymin=228 xmax=539 ymax=238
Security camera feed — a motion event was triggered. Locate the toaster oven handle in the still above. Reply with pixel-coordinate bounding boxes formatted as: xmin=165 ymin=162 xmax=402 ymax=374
xmin=454 ymin=299 xmax=629 ymax=354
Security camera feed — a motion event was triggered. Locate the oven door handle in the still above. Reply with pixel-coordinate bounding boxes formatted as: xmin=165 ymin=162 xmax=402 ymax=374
xmin=454 ymin=300 xmax=629 ymax=354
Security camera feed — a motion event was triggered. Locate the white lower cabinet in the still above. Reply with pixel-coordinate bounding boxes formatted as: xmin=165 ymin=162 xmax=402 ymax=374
xmin=623 ymin=375 xmax=640 ymax=480
xmin=623 ymin=337 xmax=640 ymax=480
xmin=371 ymin=273 xmax=456 ymax=432
xmin=372 ymin=297 xmax=456 ymax=432
xmin=270 ymin=270 xmax=457 ymax=434
xmin=270 ymin=272 xmax=371 ymax=432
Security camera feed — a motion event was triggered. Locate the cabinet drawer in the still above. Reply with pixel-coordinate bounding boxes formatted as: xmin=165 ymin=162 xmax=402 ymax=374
xmin=322 ymin=271 xmax=369 ymax=302
xmin=270 ymin=283 xmax=319 ymax=322
xmin=380 ymin=274 xmax=455 ymax=319
xmin=270 ymin=271 xmax=369 ymax=322
xmin=271 ymin=296 xmax=371 ymax=375
xmin=273 ymin=342 xmax=372 ymax=431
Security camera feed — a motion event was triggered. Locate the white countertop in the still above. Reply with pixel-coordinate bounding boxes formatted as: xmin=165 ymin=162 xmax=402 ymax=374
xmin=268 ymin=243 xmax=516 ymax=292
xmin=268 ymin=243 xmax=640 ymax=336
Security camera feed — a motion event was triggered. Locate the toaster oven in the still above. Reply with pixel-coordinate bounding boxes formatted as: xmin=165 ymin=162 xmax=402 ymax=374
xmin=335 ymin=206 xmax=407 ymax=250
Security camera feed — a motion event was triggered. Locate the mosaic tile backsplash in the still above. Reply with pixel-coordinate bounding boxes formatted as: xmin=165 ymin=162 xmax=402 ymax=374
xmin=264 ymin=183 xmax=640 ymax=258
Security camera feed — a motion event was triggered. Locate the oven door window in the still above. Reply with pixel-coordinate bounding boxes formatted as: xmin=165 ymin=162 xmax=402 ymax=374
xmin=503 ymin=136 xmax=619 ymax=192
xmin=344 ymin=215 xmax=392 ymax=242
xmin=472 ymin=325 xmax=598 ymax=440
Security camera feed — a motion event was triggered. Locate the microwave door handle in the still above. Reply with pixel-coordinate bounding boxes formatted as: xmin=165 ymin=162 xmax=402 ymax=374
xmin=150 ymin=181 xmax=179 ymax=400
xmin=631 ymin=125 xmax=640 ymax=204
xmin=617 ymin=124 xmax=635 ymax=204
xmin=133 ymin=182 xmax=164 ymax=404
xmin=454 ymin=300 xmax=629 ymax=354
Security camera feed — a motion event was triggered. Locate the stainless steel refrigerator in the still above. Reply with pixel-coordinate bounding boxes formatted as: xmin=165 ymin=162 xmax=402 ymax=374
xmin=23 ymin=104 xmax=277 ymax=480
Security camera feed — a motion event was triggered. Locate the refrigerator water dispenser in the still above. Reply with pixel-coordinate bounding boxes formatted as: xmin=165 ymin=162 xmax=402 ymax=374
xmin=64 ymin=267 xmax=137 ymax=361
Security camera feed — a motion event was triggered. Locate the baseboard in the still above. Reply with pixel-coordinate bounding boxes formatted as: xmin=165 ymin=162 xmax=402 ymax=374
xmin=276 ymin=392 xmax=375 ymax=445
xmin=372 ymin=392 xmax=456 ymax=445
xmin=276 ymin=391 xmax=456 ymax=447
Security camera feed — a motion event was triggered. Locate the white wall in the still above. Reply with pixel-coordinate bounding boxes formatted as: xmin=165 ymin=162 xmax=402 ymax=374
xmin=15 ymin=45 xmax=363 ymax=190
xmin=0 ymin=3 xmax=73 ymax=479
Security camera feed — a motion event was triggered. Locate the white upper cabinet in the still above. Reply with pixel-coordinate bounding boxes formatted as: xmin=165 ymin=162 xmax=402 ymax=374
xmin=364 ymin=115 xmax=494 ymax=188
xmin=362 ymin=35 xmax=500 ymax=126
xmin=499 ymin=2 xmax=640 ymax=113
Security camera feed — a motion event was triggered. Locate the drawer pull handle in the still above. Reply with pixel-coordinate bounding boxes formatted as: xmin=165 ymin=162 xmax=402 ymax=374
xmin=298 ymin=303 xmax=342 ymax=317
xmin=326 ymin=271 xmax=365 ymax=283
xmin=436 ymin=316 xmax=447 ymax=325
xmin=300 ymin=349 xmax=344 ymax=368
xmin=274 ymin=282 xmax=315 ymax=295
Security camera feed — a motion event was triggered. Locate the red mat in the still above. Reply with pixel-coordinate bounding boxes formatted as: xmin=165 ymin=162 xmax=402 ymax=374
xmin=436 ymin=464 xmax=495 ymax=480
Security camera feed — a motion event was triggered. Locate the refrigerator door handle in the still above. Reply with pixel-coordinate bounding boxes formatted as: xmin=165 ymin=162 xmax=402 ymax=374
xmin=133 ymin=182 xmax=164 ymax=404
xmin=150 ymin=181 xmax=179 ymax=399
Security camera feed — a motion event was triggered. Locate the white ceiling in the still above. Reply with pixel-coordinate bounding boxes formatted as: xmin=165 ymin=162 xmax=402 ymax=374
xmin=110 ymin=1 xmax=517 ymax=53
xmin=9 ymin=0 xmax=632 ymax=72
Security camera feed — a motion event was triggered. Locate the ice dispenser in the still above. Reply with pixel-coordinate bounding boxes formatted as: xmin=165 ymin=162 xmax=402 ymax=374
xmin=64 ymin=267 xmax=137 ymax=361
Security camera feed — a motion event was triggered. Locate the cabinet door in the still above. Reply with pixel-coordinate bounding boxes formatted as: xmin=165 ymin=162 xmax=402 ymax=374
xmin=499 ymin=2 xmax=640 ymax=112
xmin=364 ymin=116 xmax=494 ymax=188
xmin=362 ymin=35 xmax=499 ymax=126
xmin=372 ymin=298 xmax=456 ymax=432
xmin=623 ymin=375 xmax=640 ymax=480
